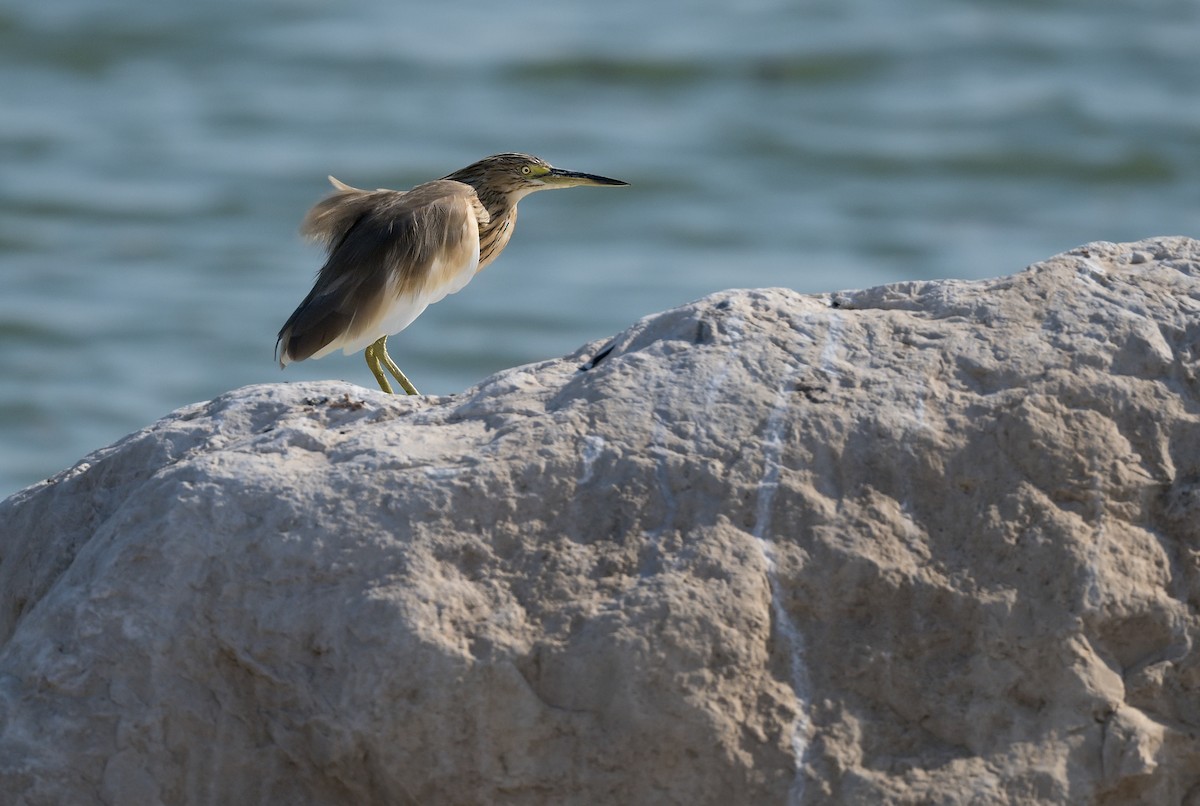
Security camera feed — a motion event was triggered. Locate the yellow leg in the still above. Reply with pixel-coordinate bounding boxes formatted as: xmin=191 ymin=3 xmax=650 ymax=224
xmin=376 ymin=335 xmax=420 ymax=395
xmin=363 ymin=339 xmax=394 ymax=394
xmin=363 ymin=336 xmax=419 ymax=395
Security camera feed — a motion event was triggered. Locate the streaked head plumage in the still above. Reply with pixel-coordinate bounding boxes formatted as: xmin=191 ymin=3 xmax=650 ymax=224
xmin=444 ymin=153 xmax=627 ymax=200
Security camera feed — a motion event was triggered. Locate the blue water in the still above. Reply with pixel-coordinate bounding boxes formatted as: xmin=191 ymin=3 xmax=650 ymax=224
xmin=2 ymin=0 xmax=1198 ymax=497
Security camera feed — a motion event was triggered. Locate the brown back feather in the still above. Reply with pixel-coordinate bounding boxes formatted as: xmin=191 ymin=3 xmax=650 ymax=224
xmin=300 ymin=177 xmax=391 ymax=250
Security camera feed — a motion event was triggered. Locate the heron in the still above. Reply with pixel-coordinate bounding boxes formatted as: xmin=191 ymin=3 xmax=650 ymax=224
xmin=275 ymin=153 xmax=627 ymax=394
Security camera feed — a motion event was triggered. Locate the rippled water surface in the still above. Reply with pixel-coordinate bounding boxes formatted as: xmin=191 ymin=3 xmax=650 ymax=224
xmin=2 ymin=0 xmax=1198 ymax=496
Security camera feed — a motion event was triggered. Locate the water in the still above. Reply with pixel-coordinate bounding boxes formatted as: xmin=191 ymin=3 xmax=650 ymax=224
xmin=2 ymin=0 xmax=1198 ymax=497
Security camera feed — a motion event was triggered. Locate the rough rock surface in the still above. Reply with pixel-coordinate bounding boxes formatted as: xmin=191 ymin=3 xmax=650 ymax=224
xmin=3 ymin=237 xmax=1200 ymax=805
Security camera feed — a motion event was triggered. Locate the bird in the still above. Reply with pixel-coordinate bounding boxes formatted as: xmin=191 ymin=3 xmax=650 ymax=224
xmin=275 ymin=153 xmax=628 ymax=395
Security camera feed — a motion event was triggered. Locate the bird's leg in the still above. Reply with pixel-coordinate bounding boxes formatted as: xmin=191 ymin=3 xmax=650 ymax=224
xmin=376 ymin=335 xmax=420 ymax=395
xmin=363 ymin=339 xmax=395 ymax=394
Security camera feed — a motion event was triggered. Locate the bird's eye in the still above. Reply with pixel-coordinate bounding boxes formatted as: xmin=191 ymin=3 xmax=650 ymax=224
xmin=521 ymin=166 xmax=531 ymax=175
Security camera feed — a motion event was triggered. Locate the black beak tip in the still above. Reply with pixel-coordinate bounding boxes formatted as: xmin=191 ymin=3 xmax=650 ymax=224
xmin=586 ymin=174 xmax=628 ymax=187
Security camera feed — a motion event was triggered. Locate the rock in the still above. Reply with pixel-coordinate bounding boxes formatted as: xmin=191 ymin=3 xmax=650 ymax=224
xmin=2 ymin=237 xmax=1200 ymax=805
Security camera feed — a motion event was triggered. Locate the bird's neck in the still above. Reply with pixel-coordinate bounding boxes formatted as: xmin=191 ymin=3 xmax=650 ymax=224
xmin=478 ymin=204 xmax=518 ymax=270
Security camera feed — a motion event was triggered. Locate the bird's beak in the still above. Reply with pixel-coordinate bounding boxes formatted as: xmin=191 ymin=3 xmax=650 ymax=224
xmin=546 ymin=167 xmax=629 ymax=187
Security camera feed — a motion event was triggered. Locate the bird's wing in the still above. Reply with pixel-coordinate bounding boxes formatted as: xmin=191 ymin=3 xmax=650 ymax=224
xmin=278 ymin=180 xmax=488 ymax=364
xmin=300 ymin=177 xmax=396 ymax=250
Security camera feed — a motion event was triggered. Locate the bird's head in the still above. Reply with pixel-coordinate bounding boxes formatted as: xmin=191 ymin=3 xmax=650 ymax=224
xmin=445 ymin=153 xmax=627 ymax=202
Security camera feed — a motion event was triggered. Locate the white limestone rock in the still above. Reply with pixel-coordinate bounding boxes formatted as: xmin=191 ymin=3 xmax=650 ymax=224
xmin=2 ymin=237 xmax=1200 ymax=804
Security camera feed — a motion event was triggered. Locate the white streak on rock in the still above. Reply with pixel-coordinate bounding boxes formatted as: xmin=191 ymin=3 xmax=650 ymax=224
xmin=578 ymin=435 xmax=606 ymax=484
xmin=819 ymin=312 xmax=843 ymax=376
xmin=752 ymin=377 xmax=812 ymax=805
